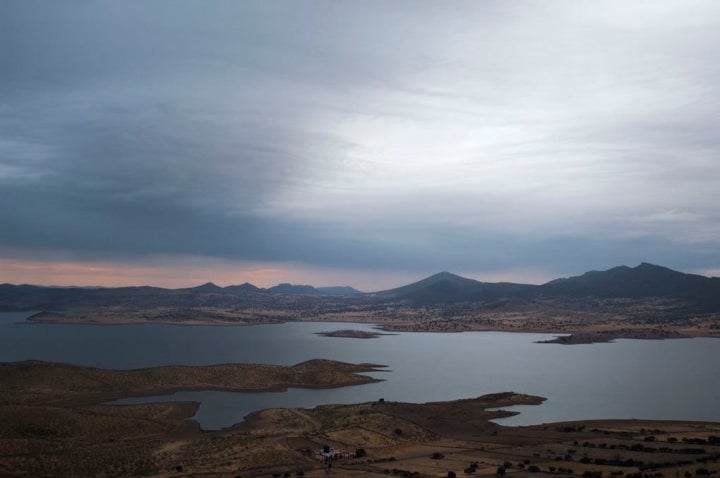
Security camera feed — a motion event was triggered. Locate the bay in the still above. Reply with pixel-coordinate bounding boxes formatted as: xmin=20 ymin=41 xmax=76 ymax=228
xmin=2 ymin=311 xmax=718 ymax=429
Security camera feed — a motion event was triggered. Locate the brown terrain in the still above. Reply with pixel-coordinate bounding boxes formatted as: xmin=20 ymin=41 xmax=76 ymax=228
xmin=27 ymin=302 xmax=720 ymax=345
xmin=2 ymin=265 xmax=719 ymax=475
xmin=7 ymin=263 xmax=720 ymax=344
xmin=1 ymin=364 xmax=719 ymax=478
xmin=316 ymin=330 xmax=392 ymax=339
xmin=0 ymin=360 xmax=385 ymax=476
xmin=0 ymin=359 xmax=384 ymax=404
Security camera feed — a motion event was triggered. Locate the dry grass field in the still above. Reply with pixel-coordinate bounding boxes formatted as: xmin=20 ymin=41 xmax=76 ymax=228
xmin=1 ymin=362 xmax=719 ymax=478
xmin=29 ymin=300 xmax=720 ymax=345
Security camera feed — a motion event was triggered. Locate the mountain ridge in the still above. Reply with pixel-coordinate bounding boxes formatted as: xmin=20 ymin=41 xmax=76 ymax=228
xmin=537 ymin=262 xmax=720 ymax=306
xmin=1 ymin=263 xmax=719 ymax=311
xmin=373 ymin=271 xmax=534 ymax=304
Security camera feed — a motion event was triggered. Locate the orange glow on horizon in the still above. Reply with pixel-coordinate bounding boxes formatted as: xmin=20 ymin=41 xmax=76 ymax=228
xmin=0 ymin=258 xmax=321 ymax=289
xmin=0 ymin=257 xmax=421 ymax=291
xmin=0 ymin=257 xmax=568 ymax=291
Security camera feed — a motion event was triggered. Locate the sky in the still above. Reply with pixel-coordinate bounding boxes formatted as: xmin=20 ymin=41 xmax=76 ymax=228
xmin=2 ymin=1 xmax=720 ymax=290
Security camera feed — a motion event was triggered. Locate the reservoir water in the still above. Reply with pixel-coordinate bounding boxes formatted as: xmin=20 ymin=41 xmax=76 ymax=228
xmin=1 ymin=311 xmax=719 ymax=429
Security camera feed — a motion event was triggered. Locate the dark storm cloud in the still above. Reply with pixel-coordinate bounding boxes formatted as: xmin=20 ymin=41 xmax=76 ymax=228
xmin=2 ymin=0 xmax=720 ymax=282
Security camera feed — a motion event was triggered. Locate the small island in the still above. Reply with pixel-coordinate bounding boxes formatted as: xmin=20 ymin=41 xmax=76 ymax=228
xmin=537 ymin=327 xmax=688 ymax=345
xmin=316 ymin=329 xmax=391 ymax=339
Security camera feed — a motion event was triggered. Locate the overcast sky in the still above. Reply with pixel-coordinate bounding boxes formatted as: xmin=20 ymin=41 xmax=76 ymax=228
xmin=2 ymin=1 xmax=720 ymax=290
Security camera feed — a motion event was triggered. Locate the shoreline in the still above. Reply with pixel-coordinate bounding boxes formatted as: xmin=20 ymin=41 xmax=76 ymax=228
xmin=2 ymin=358 xmax=720 ymax=476
xmin=20 ymin=310 xmax=720 ymax=345
xmin=0 ymin=359 xmax=386 ymax=406
xmin=3 ymin=382 xmax=720 ymax=477
xmin=315 ymin=329 xmax=396 ymax=339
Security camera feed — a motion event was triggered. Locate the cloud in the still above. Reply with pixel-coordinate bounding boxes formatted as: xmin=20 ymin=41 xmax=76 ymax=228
xmin=2 ymin=0 xmax=720 ymax=285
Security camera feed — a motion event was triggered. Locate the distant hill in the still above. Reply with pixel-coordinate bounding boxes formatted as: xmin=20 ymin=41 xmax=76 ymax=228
xmin=316 ymin=286 xmax=363 ymax=295
xmin=224 ymin=283 xmax=261 ymax=293
xmin=263 ymin=283 xmax=362 ymax=295
xmin=373 ymin=271 xmax=534 ymax=304
xmin=265 ymin=283 xmax=320 ymax=295
xmin=537 ymin=263 xmax=720 ymax=309
xmin=1 ymin=263 xmax=718 ymax=312
xmin=372 ymin=264 xmax=720 ymax=306
xmin=539 ymin=262 xmax=714 ymax=297
xmin=183 ymin=282 xmax=224 ymax=293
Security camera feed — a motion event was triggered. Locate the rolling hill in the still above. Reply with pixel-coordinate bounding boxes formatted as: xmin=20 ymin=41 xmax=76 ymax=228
xmin=1 ymin=263 xmax=718 ymax=312
xmin=372 ymin=271 xmax=534 ymax=304
xmin=537 ymin=263 xmax=720 ymax=309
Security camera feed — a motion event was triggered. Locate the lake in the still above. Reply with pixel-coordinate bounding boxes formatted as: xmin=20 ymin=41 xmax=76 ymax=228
xmin=1 ymin=311 xmax=719 ymax=430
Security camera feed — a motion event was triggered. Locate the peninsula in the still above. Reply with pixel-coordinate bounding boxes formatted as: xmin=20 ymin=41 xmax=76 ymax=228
xmin=4 ymin=263 xmax=720 ymax=344
xmin=1 ymin=365 xmax=719 ymax=477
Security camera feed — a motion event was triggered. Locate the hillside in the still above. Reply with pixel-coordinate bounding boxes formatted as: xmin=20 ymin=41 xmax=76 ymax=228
xmin=537 ymin=263 xmax=720 ymax=310
xmin=372 ymin=271 xmax=534 ymax=304
xmin=2 ymin=263 xmax=719 ymax=313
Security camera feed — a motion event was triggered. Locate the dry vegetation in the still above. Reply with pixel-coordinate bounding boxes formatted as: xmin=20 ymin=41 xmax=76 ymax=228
xmin=2 ymin=374 xmax=719 ymax=478
xmin=28 ymin=297 xmax=720 ymax=345
xmin=0 ymin=360 xmax=384 ymax=405
xmin=0 ymin=360 xmax=387 ymax=476
xmin=316 ymin=330 xmax=391 ymax=339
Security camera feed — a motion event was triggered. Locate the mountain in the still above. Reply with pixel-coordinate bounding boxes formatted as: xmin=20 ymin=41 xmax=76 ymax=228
xmin=263 ymin=283 xmax=362 ymax=295
xmin=224 ymin=283 xmax=261 ymax=293
xmin=1 ymin=263 xmax=719 ymax=312
xmin=316 ymin=286 xmax=363 ymax=295
xmin=183 ymin=282 xmax=224 ymax=293
xmin=265 ymin=283 xmax=321 ymax=295
xmin=373 ymin=271 xmax=534 ymax=304
xmin=538 ymin=263 xmax=720 ymax=309
xmin=371 ymin=263 xmax=720 ymax=306
xmin=0 ymin=283 xmax=172 ymax=311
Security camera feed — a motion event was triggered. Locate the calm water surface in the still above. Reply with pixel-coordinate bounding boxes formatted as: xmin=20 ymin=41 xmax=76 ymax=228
xmin=1 ymin=311 xmax=718 ymax=429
